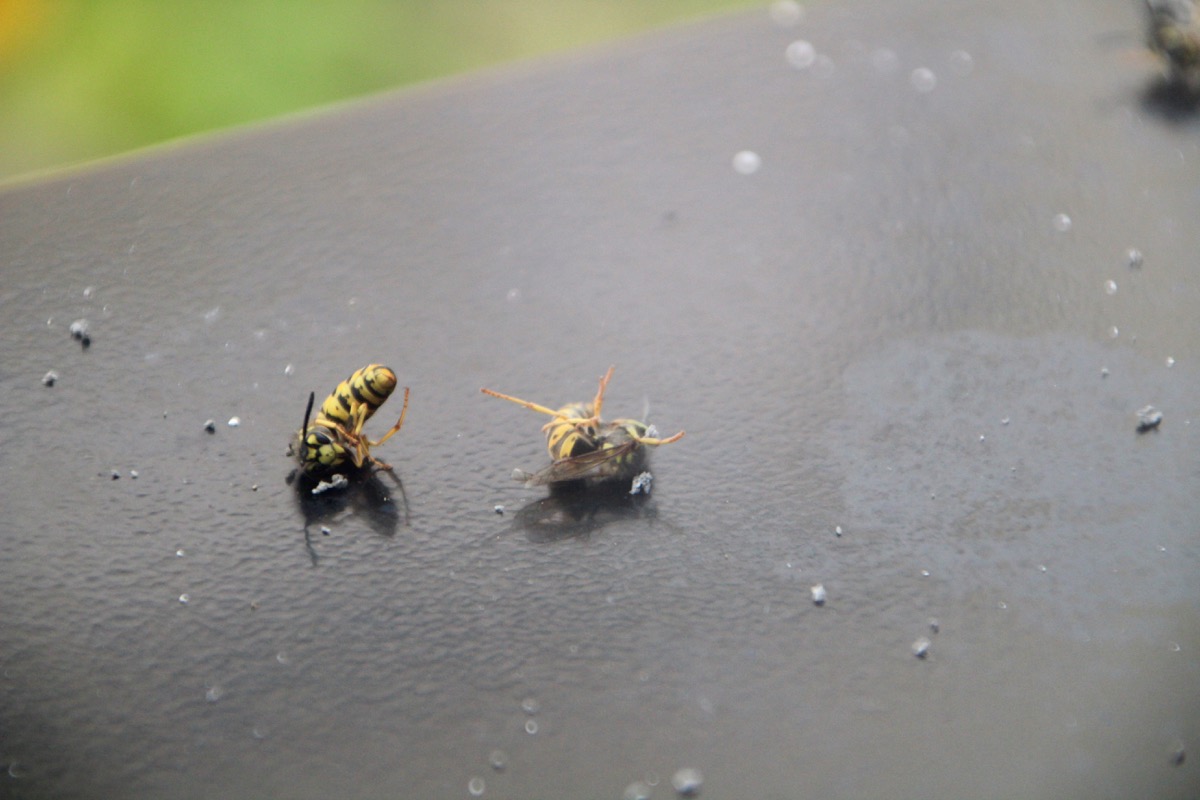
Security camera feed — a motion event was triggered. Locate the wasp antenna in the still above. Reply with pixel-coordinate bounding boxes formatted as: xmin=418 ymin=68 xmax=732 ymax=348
xmin=301 ymin=391 xmax=315 ymax=435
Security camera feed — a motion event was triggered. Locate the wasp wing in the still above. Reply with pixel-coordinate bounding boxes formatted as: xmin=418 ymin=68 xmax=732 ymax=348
xmin=519 ymin=440 xmax=641 ymax=486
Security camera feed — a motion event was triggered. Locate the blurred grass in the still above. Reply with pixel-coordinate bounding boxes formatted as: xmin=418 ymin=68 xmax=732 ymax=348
xmin=0 ymin=0 xmax=765 ymax=182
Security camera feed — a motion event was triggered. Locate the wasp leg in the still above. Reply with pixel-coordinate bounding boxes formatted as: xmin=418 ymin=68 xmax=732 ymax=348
xmin=480 ymin=388 xmax=565 ymax=417
xmin=368 ymin=387 xmax=409 ymax=448
xmin=590 ymin=365 xmax=615 ymax=423
xmin=630 ymin=429 xmax=686 ymax=446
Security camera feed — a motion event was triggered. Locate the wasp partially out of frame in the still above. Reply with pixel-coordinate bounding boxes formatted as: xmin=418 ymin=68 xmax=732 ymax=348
xmin=294 ymin=364 xmax=409 ymax=478
xmin=480 ymin=365 xmax=684 ymax=488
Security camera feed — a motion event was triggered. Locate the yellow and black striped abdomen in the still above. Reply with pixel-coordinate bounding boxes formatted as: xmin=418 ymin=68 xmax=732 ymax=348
xmin=319 ymin=364 xmax=397 ymax=428
xmin=545 ymin=402 xmax=597 ymax=460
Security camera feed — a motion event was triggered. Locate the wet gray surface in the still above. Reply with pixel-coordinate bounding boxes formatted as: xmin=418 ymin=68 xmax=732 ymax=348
xmin=2 ymin=1 xmax=1199 ymax=798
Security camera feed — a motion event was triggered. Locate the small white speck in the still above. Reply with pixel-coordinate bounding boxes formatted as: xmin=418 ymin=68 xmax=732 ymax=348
xmin=921 ymin=569 xmax=930 ymax=577
xmin=910 ymin=67 xmax=937 ymax=92
xmin=1001 ymin=417 xmax=1010 ymax=425
xmin=835 ymin=524 xmax=843 ymax=537
xmin=468 ymin=777 xmax=486 ymax=796
xmin=1052 ymin=213 xmax=1072 ymax=232
xmin=176 ymin=549 xmax=185 ymax=557
xmin=811 ymin=583 xmax=827 ymax=605
xmin=227 ymin=417 xmax=240 ymax=427
xmin=1108 ymin=326 xmax=1119 ymax=339
xmin=733 ymin=150 xmax=762 ymax=175
xmin=506 ymin=288 xmax=520 ymax=301
xmin=494 ymin=504 xmax=504 ymax=514
xmin=1166 ymin=356 xmax=1175 ymax=368
xmin=912 ymin=637 xmax=931 ymax=658
xmin=1126 ymin=248 xmax=1143 ymax=268
xmin=179 ymin=593 xmax=190 ymax=604
xmin=786 ymin=39 xmax=816 ymax=69
xmin=671 ymin=767 xmax=703 ymax=797
xmin=1105 ymin=279 xmax=1117 ymax=295
xmin=205 ymin=686 xmax=222 ymax=703
xmin=284 ymin=363 xmax=294 ymax=376
xmin=949 ymin=49 xmax=974 ymax=75
xmin=130 ymin=470 xmax=139 ymax=479
xmin=42 ymin=370 xmax=58 ymax=387
xmin=1100 ymin=366 xmax=1110 ymax=378
xmin=769 ymin=0 xmax=804 ymax=27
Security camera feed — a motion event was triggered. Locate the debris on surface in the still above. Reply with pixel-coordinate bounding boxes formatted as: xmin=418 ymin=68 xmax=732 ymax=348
xmin=1136 ymin=405 xmax=1163 ymax=432
xmin=69 ymin=319 xmax=88 ymax=339
xmin=227 ymin=416 xmax=241 ymax=427
xmin=42 ymin=370 xmax=58 ymax=386
xmin=928 ymin=618 xmax=940 ymax=634
xmin=311 ymin=474 xmax=349 ymax=495
xmin=629 ymin=471 xmax=653 ymax=495
xmin=493 ymin=504 xmax=505 ymax=515
xmin=912 ymin=637 xmax=931 ymax=659
xmin=811 ymin=583 xmax=827 ymax=606
xmin=1169 ymin=739 xmax=1186 ymax=766
xmin=671 ymin=767 xmax=703 ymax=797
xmin=203 ymin=419 xmax=216 ymax=433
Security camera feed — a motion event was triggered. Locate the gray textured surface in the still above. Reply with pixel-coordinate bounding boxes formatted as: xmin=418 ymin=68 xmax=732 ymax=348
xmin=2 ymin=1 xmax=1198 ymax=798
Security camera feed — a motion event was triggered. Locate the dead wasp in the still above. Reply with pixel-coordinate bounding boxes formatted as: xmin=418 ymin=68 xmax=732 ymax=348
xmin=1144 ymin=0 xmax=1200 ymax=88
xmin=292 ymin=365 xmax=409 ymax=478
xmin=480 ymin=365 xmax=684 ymax=488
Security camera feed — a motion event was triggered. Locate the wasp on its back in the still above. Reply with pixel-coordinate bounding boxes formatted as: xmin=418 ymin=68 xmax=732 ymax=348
xmin=480 ymin=365 xmax=684 ymax=489
xmin=293 ymin=364 xmax=409 ymax=479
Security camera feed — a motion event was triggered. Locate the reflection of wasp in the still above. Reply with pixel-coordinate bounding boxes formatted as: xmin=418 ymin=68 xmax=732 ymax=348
xmin=293 ymin=364 xmax=409 ymax=478
xmin=480 ymin=365 xmax=684 ymax=488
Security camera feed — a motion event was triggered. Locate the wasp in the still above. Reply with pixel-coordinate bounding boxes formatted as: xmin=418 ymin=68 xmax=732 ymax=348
xmin=1144 ymin=0 xmax=1200 ymax=88
xmin=293 ymin=365 xmax=409 ymax=479
xmin=480 ymin=365 xmax=684 ymax=488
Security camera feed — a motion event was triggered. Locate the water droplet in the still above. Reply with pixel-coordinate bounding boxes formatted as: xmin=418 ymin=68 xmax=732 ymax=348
xmin=732 ymin=150 xmax=761 ymax=175
xmin=1165 ymin=356 xmax=1175 ymax=368
xmin=910 ymin=67 xmax=937 ymax=92
xmin=671 ymin=767 xmax=703 ymax=797
xmin=1170 ymin=642 xmax=1182 ymax=652
xmin=284 ymin=363 xmax=294 ymax=376
xmin=1126 ymin=248 xmax=1143 ymax=268
xmin=227 ymin=417 xmax=241 ymax=427
xmin=179 ymin=593 xmax=190 ymax=604
xmin=524 ymin=719 xmax=538 ymax=735
xmin=785 ymin=40 xmax=816 ymax=69
xmin=769 ymin=0 xmax=805 ymax=26
xmin=521 ymin=697 xmax=540 ymax=715
xmin=488 ymin=749 xmax=508 ymax=772
xmin=811 ymin=583 xmax=827 ymax=605
xmin=1105 ymin=279 xmax=1117 ymax=295
xmin=623 ymin=782 xmax=653 ymax=800
xmin=205 ymin=686 xmax=222 ymax=703
xmin=1108 ymin=326 xmax=1119 ymax=339
xmin=949 ymin=49 xmax=974 ymax=75
xmin=468 ymin=777 xmax=486 ymax=796
xmin=275 ymin=652 xmax=289 ymax=664
xmin=1052 ymin=213 xmax=1072 ymax=232
xmin=252 ymin=726 xmax=268 ymax=739
xmin=997 ymin=601 xmax=1008 ymax=610
xmin=912 ymin=637 xmax=931 ymax=658
xmin=8 ymin=761 xmax=26 ymax=779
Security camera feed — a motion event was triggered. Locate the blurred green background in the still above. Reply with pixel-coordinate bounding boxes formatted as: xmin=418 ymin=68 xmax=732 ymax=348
xmin=0 ymin=0 xmax=769 ymax=183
